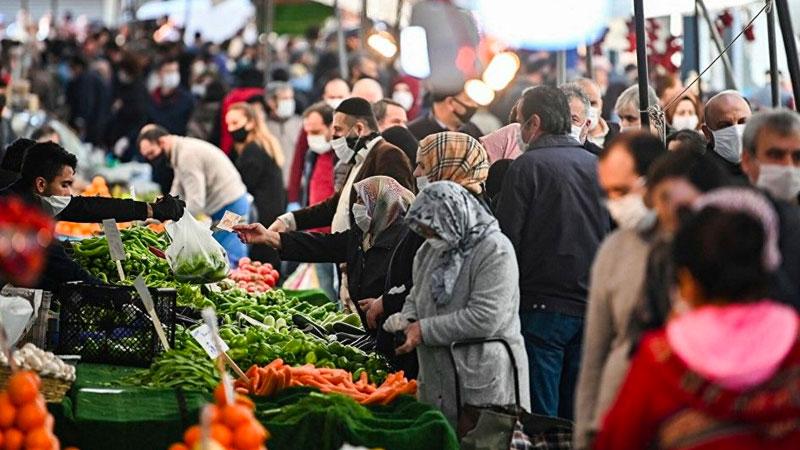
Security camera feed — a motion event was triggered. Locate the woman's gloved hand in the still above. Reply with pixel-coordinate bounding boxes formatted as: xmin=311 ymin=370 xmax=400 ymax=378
xmin=150 ymin=194 xmax=186 ymax=222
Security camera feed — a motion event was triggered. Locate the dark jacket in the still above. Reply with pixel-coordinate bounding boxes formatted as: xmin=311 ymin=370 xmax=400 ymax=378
xmin=407 ymin=113 xmax=484 ymax=141
xmin=279 ymin=221 xmax=408 ymax=333
xmin=107 ymin=78 xmax=149 ymax=159
xmin=767 ymin=196 xmax=800 ymax=310
xmin=495 ymin=134 xmax=610 ymax=316
xmin=292 ymin=139 xmax=414 ymax=230
xmin=707 ymin=146 xmax=748 ymax=181
xmin=235 ymin=142 xmax=286 ymax=267
xmin=66 ymin=69 xmax=111 ymax=145
xmin=147 ymin=88 xmax=195 ymax=136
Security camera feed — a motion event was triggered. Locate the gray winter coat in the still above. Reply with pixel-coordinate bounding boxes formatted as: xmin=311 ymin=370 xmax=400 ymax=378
xmin=402 ymin=232 xmax=531 ymax=424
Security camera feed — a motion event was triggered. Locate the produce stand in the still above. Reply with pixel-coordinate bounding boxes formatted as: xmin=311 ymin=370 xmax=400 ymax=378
xmin=28 ymin=223 xmax=459 ymax=449
xmin=51 ymin=364 xmax=458 ymax=450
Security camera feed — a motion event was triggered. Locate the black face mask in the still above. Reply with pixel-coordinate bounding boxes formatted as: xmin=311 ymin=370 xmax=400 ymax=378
xmin=148 ymin=151 xmax=169 ymax=168
xmin=231 ymin=127 xmax=249 ymax=143
xmin=454 ymin=104 xmax=477 ymax=124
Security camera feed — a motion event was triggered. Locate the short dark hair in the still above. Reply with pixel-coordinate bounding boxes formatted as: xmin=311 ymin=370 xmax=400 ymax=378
xmin=647 ymin=149 xmax=733 ymax=193
xmin=519 ymin=86 xmax=571 ymax=136
xmin=31 ymin=125 xmax=58 ymax=142
xmin=157 ymin=58 xmax=178 ymax=69
xmin=742 ymin=109 xmax=800 ymax=156
xmin=1 ymin=138 xmax=36 ymax=173
xmin=137 ymin=125 xmax=170 ymax=149
xmin=372 ymin=99 xmax=404 ymax=123
xmin=601 ymin=131 xmax=666 ymax=177
xmin=20 ymin=142 xmax=77 ymax=184
xmin=303 ymin=102 xmax=334 ymax=126
xmin=665 ymin=129 xmax=707 ymax=154
xmin=673 ymin=207 xmax=768 ymax=301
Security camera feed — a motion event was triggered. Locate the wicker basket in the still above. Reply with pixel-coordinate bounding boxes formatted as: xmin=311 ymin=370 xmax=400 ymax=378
xmin=0 ymin=366 xmax=73 ymax=404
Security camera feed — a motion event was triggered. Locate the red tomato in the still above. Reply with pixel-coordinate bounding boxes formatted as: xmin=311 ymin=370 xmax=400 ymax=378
xmin=263 ymin=275 xmax=275 ymax=287
xmin=252 ymin=261 xmax=262 ymax=267
xmin=238 ymin=257 xmax=251 ymax=266
xmin=271 ymin=270 xmax=280 ymax=280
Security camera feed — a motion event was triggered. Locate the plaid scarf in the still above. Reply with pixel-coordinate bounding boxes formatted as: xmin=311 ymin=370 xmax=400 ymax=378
xmin=417 ymin=132 xmax=489 ymax=194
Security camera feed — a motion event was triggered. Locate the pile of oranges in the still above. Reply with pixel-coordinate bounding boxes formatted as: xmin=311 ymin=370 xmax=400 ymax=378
xmin=0 ymin=371 xmax=60 ymax=450
xmin=168 ymin=385 xmax=269 ymax=450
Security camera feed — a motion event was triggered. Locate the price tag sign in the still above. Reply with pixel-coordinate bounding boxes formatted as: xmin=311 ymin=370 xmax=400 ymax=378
xmin=191 ymin=323 xmax=230 ymax=359
xmin=102 ymin=219 xmax=126 ymax=261
xmin=215 ymin=210 xmax=244 ymax=232
xmin=134 ymin=276 xmax=171 ymax=351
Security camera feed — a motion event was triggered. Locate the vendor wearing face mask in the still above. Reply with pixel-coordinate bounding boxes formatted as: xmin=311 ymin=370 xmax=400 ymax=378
xmin=701 ymin=90 xmax=752 ymax=179
xmin=265 ymin=82 xmax=303 ymax=188
xmin=270 ymin=97 xmax=414 ymax=234
xmin=407 ymin=89 xmax=484 ymax=141
xmin=741 ymin=109 xmax=800 ymax=309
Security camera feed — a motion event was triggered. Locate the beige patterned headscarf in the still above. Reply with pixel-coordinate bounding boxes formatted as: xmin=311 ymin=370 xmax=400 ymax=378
xmin=353 ymin=176 xmax=415 ymax=250
xmin=417 ymin=132 xmax=489 ymax=194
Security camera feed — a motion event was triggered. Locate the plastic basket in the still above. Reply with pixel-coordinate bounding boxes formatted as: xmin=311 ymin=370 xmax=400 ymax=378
xmin=53 ymin=283 xmax=176 ymax=367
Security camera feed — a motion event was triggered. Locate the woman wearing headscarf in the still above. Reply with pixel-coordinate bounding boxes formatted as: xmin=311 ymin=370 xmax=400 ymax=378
xmin=234 ymin=176 xmax=414 ymax=333
xmin=359 ymin=132 xmax=491 ymax=376
xmin=414 ymin=132 xmax=490 ymax=204
xmin=596 ymin=188 xmax=800 ymax=450
xmin=383 ymin=181 xmax=530 ymax=425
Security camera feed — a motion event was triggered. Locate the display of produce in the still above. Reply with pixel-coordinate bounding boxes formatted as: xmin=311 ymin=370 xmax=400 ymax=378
xmin=229 ymin=258 xmax=280 ymax=293
xmin=72 ymin=226 xmax=171 ymax=284
xmin=0 ymin=344 xmax=75 ymax=382
xmin=235 ymin=359 xmax=416 ymax=405
xmin=0 ymin=371 xmax=62 ymax=449
xmin=168 ymin=384 xmax=270 ymax=450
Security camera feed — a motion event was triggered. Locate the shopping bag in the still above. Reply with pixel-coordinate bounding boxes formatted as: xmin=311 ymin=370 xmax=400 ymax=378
xmin=165 ymin=210 xmax=230 ymax=283
xmin=282 ymin=263 xmax=320 ymax=290
xmin=0 ymin=295 xmax=34 ymax=347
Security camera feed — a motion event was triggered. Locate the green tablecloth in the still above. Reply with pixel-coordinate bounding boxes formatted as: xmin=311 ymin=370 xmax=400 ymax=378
xmin=54 ymin=364 xmax=458 ymax=450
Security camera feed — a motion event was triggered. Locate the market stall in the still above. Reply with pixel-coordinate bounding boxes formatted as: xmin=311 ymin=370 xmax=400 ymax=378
xmin=2 ymin=218 xmax=457 ymax=449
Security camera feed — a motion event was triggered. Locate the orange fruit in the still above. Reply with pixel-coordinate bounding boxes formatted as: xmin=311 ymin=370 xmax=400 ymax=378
xmin=24 ymin=426 xmax=57 ymax=449
xmin=168 ymin=444 xmax=189 ymax=450
xmin=232 ymin=421 xmax=266 ymax=450
xmin=0 ymin=393 xmax=16 ymax=428
xmin=7 ymin=372 xmax=40 ymax=406
xmin=235 ymin=394 xmax=255 ymax=411
xmin=212 ymin=384 xmax=228 ymax=406
xmin=15 ymin=401 xmax=47 ymax=431
xmin=210 ymin=423 xmax=233 ymax=447
xmin=220 ymin=404 xmax=251 ymax=429
xmin=4 ymin=428 xmax=23 ymax=450
xmin=183 ymin=425 xmax=201 ymax=448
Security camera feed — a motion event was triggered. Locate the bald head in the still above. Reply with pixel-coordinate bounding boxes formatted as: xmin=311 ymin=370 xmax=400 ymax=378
xmin=352 ymin=78 xmax=384 ymax=103
xmin=703 ymin=90 xmax=752 ymax=131
xmin=323 ymin=78 xmax=350 ymax=102
xmin=573 ymin=77 xmax=603 ymax=111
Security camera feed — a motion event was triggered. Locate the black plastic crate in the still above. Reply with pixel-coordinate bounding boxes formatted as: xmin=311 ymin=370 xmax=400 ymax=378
xmin=54 ymin=283 xmax=176 ymax=367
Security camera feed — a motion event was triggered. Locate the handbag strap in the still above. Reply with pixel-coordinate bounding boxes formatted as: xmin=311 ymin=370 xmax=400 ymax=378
xmin=448 ymin=337 xmax=521 ymax=420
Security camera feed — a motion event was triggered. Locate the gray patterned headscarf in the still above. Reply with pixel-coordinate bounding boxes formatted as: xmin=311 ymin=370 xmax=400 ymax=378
xmin=405 ymin=181 xmax=500 ymax=305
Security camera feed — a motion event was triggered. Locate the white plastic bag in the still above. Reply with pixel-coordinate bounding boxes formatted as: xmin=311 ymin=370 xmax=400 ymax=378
xmin=166 ymin=210 xmax=230 ymax=283
xmin=0 ymin=295 xmax=34 ymax=347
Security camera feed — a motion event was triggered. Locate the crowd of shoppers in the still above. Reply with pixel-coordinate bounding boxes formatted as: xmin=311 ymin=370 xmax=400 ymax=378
xmin=2 ymin=11 xmax=800 ymax=449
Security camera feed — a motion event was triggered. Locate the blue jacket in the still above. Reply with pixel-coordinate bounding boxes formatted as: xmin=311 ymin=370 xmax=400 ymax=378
xmin=496 ymin=134 xmax=610 ymax=316
xmin=147 ymin=88 xmax=195 ymax=135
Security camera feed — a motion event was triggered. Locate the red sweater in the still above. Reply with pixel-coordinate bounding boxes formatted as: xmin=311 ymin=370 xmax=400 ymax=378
xmin=595 ymin=331 xmax=800 ymax=450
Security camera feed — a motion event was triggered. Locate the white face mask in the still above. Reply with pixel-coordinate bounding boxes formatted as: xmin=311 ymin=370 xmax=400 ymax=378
xmin=352 ymin=203 xmax=371 ymax=233
xmin=671 ymin=115 xmax=699 ymax=131
xmin=587 ymin=107 xmax=600 ymax=131
xmin=619 ymin=125 xmax=640 ymax=134
xmin=606 ymin=192 xmax=651 ymax=229
xmin=331 ymin=136 xmax=354 ymax=162
xmin=307 ymin=134 xmax=331 ymax=154
xmin=325 ymin=98 xmax=343 ymax=109
xmin=757 ymin=163 xmax=800 ymax=203
xmin=161 ymin=72 xmax=180 ymax=91
xmin=416 ymin=176 xmax=429 ymax=191
xmin=190 ymin=84 xmax=206 ymax=98
xmin=711 ymin=124 xmax=746 ymax=164
xmin=392 ymin=90 xmax=414 ymax=111
xmin=276 ymin=98 xmax=295 ymax=119
xmin=570 ymin=124 xmax=584 ymax=143
xmin=427 ymin=238 xmax=450 ymax=251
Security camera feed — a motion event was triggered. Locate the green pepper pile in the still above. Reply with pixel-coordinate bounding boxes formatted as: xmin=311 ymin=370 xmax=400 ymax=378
xmin=172 ymin=252 xmax=229 ymax=283
xmin=72 ymin=226 xmax=171 ymax=284
xmin=136 ymin=316 xmax=389 ymax=391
